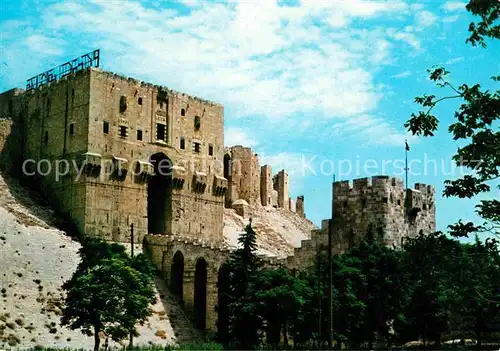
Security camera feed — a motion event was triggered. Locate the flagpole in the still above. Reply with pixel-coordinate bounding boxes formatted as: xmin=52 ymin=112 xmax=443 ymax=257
xmin=405 ymin=139 xmax=408 ymax=190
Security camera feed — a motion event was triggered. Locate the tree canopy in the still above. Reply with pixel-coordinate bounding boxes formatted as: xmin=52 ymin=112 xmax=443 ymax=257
xmin=61 ymin=238 xmax=156 ymax=351
xmin=404 ymin=0 xmax=499 ymax=241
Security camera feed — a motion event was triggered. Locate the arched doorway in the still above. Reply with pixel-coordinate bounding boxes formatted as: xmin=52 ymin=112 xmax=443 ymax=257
xmin=148 ymin=153 xmax=172 ymax=234
xmin=217 ymin=262 xmax=230 ymax=342
xmin=170 ymin=251 xmax=184 ymax=302
xmin=194 ymin=257 xmax=208 ymax=330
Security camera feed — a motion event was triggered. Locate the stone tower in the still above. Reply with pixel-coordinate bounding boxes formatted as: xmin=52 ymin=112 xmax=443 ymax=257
xmin=224 ymin=146 xmax=261 ymax=207
xmin=332 ymin=176 xmax=435 ymax=252
xmin=296 ymin=195 xmax=305 ymax=218
xmin=0 ymin=67 xmax=228 ymax=245
xmin=273 ymin=170 xmax=289 ymax=210
xmin=260 ymin=164 xmax=273 ymax=206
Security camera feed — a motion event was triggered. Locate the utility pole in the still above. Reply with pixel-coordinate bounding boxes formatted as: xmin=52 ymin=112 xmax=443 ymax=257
xmin=328 ymin=174 xmax=335 ymax=349
xmin=130 ymin=223 xmax=134 ymax=258
xmin=317 ymin=231 xmax=322 ymax=350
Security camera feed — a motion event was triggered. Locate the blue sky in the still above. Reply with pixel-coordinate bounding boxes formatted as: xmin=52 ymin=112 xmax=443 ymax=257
xmin=1 ymin=0 xmax=498 ymax=241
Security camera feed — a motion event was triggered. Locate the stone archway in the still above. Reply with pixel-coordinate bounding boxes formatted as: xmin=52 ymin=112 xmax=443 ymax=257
xmin=148 ymin=152 xmax=172 ymax=234
xmin=194 ymin=257 xmax=208 ymax=330
xmin=217 ymin=262 xmax=230 ymax=342
xmin=170 ymin=251 xmax=184 ymax=303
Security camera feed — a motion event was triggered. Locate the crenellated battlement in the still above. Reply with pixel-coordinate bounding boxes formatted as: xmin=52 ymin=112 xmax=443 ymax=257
xmin=333 ymin=176 xmax=434 ymax=195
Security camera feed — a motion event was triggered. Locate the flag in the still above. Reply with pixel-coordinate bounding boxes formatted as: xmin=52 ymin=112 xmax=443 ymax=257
xmin=405 ymin=140 xmax=410 ymax=151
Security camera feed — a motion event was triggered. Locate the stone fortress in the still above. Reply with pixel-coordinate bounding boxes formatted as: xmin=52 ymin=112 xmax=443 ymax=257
xmin=0 ymin=51 xmax=435 ymax=336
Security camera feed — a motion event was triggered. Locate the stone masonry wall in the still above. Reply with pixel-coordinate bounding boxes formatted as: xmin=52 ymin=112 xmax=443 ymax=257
xmin=286 ymin=220 xmax=329 ymax=270
xmin=225 ymin=146 xmax=304 ymax=215
xmin=260 ymin=165 xmax=273 ymax=206
xmin=83 ymin=68 xmax=226 ymax=244
xmin=287 ymin=176 xmax=436 ymax=272
xmin=296 ymin=195 xmax=305 ymax=218
xmin=144 ymin=234 xmax=286 ymax=334
xmin=273 ymin=170 xmax=289 ymax=211
xmin=145 ymin=234 xmax=231 ymax=333
xmin=0 ymin=88 xmax=24 ymax=173
xmin=225 ymin=146 xmax=260 ymax=206
xmin=332 ymin=176 xmax=435 ymax=253
xmin=0 ymin=67 xmax=228 ymax=245
xmin=0 ymin=70 xmax=92 ymax=234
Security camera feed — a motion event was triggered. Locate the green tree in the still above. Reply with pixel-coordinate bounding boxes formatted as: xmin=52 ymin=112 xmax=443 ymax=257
xmin=226 ymin=219 xmax=263 ymax=349
xmin=401 ymin=232 xmax=462 ymax=347
xmin=404 ymin=0 xmax=499 ymax=241
xmin=61 ymin=239 xmax=156 ymax=350
xmin=61 ymin=258 xmax=130 ymax=350
xmin=115 ymin=253 xmax=157 ymax=348
xmin=251 ymin=268 xmax=313 ymax=347
xmin=289 ymin=269 xmax=320 ymax=348
xmin=455 ymin=238 xmax=500 ymax=346
xmin=330 ymin=252 xmax=366 ymax=349
xmin=292 ymin=256 xmax=328 ymax=349
xmin=76 ymin=237 xmax=129 ymax=271
xmin=347 ymin=228 xmax=409 ymax=349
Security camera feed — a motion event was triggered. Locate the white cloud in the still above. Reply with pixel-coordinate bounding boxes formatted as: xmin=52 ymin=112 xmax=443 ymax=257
xmin=258 ymin=151 xmax=313 ymax=183
xmin=410 ymin=3 xmax=425 ymax=11
xmin=445 ymin=57 xmax=464 ymax=65
xmin=415 ymin=10 xmax=437 ymax=30
xmin=24 ymin=34 xmax=64 ymax=56
xmin=443 ymin=1 xmax=467 ymax=12
xmin=224 ymin=127 xmax=257 ymax=147
xmin=392 ymin=70 xmax=412 ymax=78
xmin=328 ymin=115 xmax=417 ymax=146
xmin=0 ymin=0 xmax=422 ymax=146
xmin=257 ymin=151 xmax=322 ymax=193
xmin=393 ymin=31 xmax=421 ymax=50
xmin=443 ymin=15 xmax=460 ymax=23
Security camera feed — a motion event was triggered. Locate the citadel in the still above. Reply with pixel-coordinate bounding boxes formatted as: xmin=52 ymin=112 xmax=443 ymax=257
xmin=0 ymin=51 xmax=435 ymax=335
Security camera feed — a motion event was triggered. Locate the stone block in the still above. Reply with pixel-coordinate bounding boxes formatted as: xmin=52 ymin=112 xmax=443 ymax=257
xmin=232 ymin=199 xmax=250 ymax=217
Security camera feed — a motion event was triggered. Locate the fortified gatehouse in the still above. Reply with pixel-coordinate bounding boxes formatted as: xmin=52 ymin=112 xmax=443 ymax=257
xmin=0 ymin=60 xmax=226 ymax=246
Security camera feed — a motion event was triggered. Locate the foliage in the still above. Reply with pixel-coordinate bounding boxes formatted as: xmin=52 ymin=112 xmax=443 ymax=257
xmin=76 ymin=237 xmax=129 ymax=271
xmin=225 ymin=219 xmax=263 ymax=349
xmin=26 ymin=344 xmax=224 ymax=351
xmin=61 ymin=238 xmax=156 ymax=351
xmin=330 ymin=252 xmax=366 ymax=348
xmin=404 ymin=0 xmax=499 ymax=240
xmin=251 ymin=268 xmax=313 ymax=347
xmin=348 ymin=228 xmax=410 ymax=349
xmin=466 ymin=0 xmax=500 ymax=47
xmin=401 ymin=232 xmax=463 ymax=346
xmin=110 ymin=253 xmax=157 ymax=348
xmin=278 ymin=231 xmax=499 ymax=349
xmin=454 ymin=237 xmax=500 ymax=346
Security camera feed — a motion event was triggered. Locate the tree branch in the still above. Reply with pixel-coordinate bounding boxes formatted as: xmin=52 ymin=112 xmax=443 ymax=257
xmin=425 ymin=95 xmax=462 ymax=116
xmin=443 ymin=80 xmax=463 ymax=96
